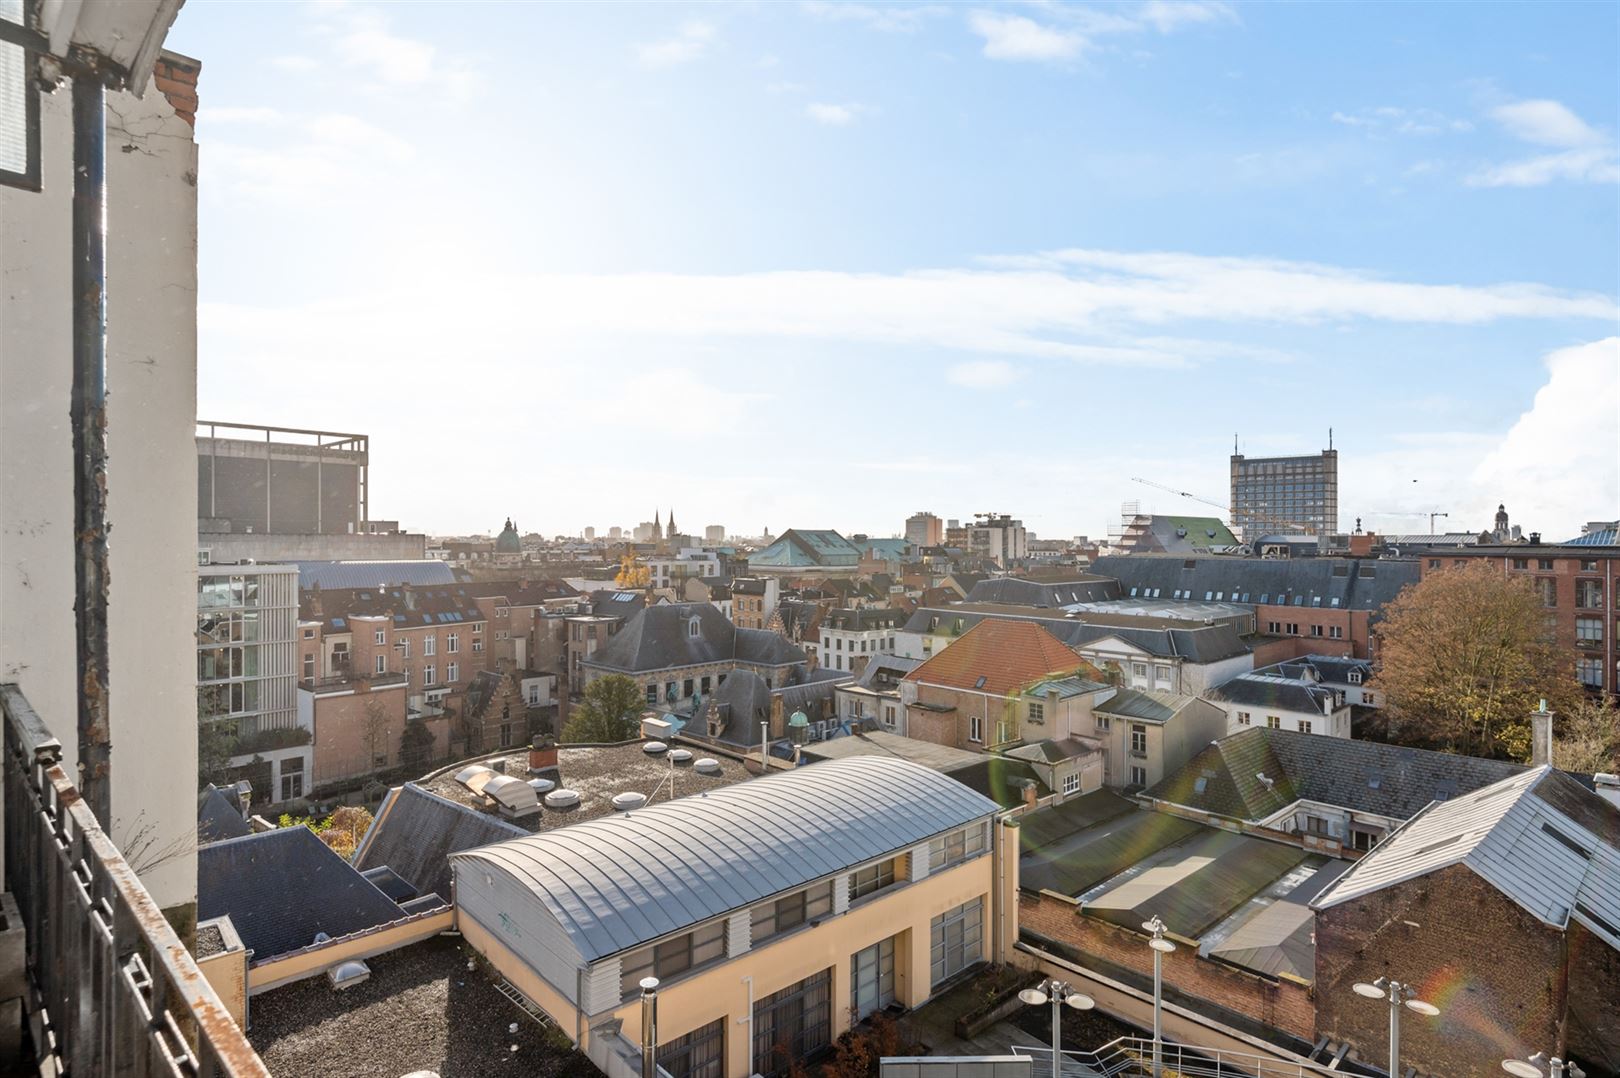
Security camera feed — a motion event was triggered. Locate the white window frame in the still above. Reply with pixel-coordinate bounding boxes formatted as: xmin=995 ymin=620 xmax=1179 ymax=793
xmin=969 ymin=715 xmax=983 ymax=743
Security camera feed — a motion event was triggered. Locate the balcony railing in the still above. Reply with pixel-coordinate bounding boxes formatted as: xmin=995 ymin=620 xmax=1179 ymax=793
xmin=1013 ymin=1038 xmax=1350 ymax=1078
xmin=1 ymin=683 xmax=269 ymax=1077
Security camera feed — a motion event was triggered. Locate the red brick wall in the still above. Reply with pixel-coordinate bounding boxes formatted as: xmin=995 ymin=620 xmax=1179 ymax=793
xmin=312 ymin=684 xmax=407 ymax=787
xmin=1254 ymin=605 xmax=1372 ymax=659
xmin=1567 ymin=921 xmax=1620 ymax=1070
xmin=1315 ymin=863 xmax=1564 ymax=1077
xmin=1019 ymin=893 xmax=1316 ymax=1042
xmin=153 ymin=53 xmax=199 ymax=127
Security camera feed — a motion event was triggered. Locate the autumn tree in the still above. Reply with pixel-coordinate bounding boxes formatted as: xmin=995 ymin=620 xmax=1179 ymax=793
xmin=1371 ymin=563 xmax=1582 ymax=759
xmin=561 ymin=674 xmax=644 ymax=743
xmin=198 ymin=720 xmax=239 ymax=790
xmin=1554 ymin=694 xmax=1620 ymax=774
xmin=614 ymin=554 xmax=650 ymax=589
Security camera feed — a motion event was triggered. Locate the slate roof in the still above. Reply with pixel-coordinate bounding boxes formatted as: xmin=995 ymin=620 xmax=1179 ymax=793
xmin=904 ymin=619 xmax=1083 ymax=697
xmin=1004 ymin=737 xmax=1103 ymax=764
xmin=902 ymin=606 xmax=1249 ymax=664
xmin=1088 ymin=554 xmax=1421 ymax=613
xmin=354 ymin=782 xmax=526 ymax=901
xmin=296 ymin=560 xmax=456 ymax=591
xmin=748 ymin=529 xmax=862 ymax=568
xmin=301 ymin=584 xmax=485 ymax=631
xmin=199 ymin=827 xmax=412 ymax=963
xmin=823 ymin=607 xmax=907 ymax=632
xmin=453 ymin=757 xmax=999 ymax=961
xmin=590 ymin=590 xmax=646 ymax=618
xmin=1021 ymin=674 xmax=1110 ymax=700
xmin=1313 ymin=767 xmax=1620 ymax=951
xmin=850 ymin=654 xmax=921 ymax=688
xmin=963 ymin=577 xmax=1120 ymax=608
xmin=1094 ymin=688 xmax=1202 ymax=724
xmin=1146 ymin=727 xmax=1526 ymax=823
xmin=198 ymin=784 xmax=251 ymax=844
xmin=581 ymin=602 xmax=806 ymax=674
xmin=461 ymin=578 xmax=581 ymax=605
xmin=1205 ymin=672 xmax=1339 ymax=715
xmin=1273 ymin=654 xmax=1372 ymax=685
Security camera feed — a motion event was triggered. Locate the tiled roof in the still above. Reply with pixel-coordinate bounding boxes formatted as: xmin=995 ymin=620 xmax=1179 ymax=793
xmin=1147 ymin=727 xmax=1526 ymax=823
xmin=199 ymin=827 xmax=411 ymax=963
xmin=903 ymin=619 xmax=1082 ymax=697
xmin=354 ymin=782 xmax=526 ymax=901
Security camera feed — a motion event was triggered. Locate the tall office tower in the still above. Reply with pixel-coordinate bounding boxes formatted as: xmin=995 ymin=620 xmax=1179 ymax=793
xmin=1230 ymin=441 xmax=1339 ymax=539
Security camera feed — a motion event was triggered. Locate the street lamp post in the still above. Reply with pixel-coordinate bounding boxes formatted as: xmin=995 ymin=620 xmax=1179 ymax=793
xmin=1504 ymin=1053 xmax=1586 ymax=1078
xmin=1142 ymin=916 xmax=1177 ymax=1078
xmin=1352 ymin=976 xmax=1438 ymax=1078
xmin=1019 ymin=978 xmax=1095 ymax=1078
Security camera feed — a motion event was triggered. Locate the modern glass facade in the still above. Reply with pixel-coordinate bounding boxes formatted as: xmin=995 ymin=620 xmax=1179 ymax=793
xmin=1229 ymin=449 xmax=1338 ymax=539
xmin=196 ymin=562 xmax=298 ymax=736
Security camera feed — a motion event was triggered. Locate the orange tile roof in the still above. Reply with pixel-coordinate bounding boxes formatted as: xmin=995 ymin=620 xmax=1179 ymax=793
xmin=903 ymin=619 xmax=1084 ymax=697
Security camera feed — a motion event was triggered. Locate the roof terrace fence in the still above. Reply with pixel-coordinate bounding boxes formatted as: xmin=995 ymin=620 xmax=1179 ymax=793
xmin=2 ymin=683 xmax=269 ymax=1077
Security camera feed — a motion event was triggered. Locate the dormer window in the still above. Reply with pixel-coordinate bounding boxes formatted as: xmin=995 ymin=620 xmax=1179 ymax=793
xmin=688 ymin=619 xmax=701 ymax=639
xmin=1348 ymin=671 xmax=1362 ymax=684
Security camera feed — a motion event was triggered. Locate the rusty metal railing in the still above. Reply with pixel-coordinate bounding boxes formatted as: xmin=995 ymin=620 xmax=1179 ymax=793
xmin=1 ymin=683 xmax=269 ymax=1077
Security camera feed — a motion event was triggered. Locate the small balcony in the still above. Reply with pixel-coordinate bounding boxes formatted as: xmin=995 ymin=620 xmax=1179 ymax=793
xmin=1 ymin=684 xmax=267 ymax=1077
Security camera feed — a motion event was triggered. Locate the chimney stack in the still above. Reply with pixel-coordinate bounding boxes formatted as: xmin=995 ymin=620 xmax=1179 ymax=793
xmin=1530 ymin=701 xmax=1555 ymax=768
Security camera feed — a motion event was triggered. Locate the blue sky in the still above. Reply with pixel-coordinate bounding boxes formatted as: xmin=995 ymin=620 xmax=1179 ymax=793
xmin=170 ymin=1 xmax=1619 ymax=541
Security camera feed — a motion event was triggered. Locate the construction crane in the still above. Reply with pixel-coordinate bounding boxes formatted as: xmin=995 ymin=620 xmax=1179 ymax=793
xmin=1129 ymin=477 xmax=1230 ymax=513
xmin=1363 ymin=510 xmax=1450 ymax=533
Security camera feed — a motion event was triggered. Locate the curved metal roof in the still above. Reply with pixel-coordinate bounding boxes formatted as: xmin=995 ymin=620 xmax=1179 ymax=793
xmin=454 ymin=756 xmax=999 ymax=961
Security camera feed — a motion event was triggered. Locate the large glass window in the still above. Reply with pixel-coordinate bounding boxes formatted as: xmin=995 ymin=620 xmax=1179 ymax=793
xmin=620 ymin=920 xmax=727 ymax=998
xmin=851 ymin=937 xmax=897 ymax=1021
xmin=660 ymin=1017 xmax=724 ymax=1078
xmin=849 ymin=858 xmax=898 ymax=902
xmin=930 ymin=898 xmax=983 ymax=987
xmin=928 ymin=823 xmax=987 ymax=873
xmin=751 ymin=881 xmax=833 ymax=944
xmin=1576 ymin=580 xmax=1604 ymax=609
xmin=754 ymin=969 xmax=832 ymax=1077
xmin=1576 ymin=617 xmax=1603 ymax=645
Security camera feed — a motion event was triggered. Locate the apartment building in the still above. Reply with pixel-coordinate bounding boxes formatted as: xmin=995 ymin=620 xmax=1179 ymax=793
xmin=966 ymin=515 xmax=1027 ymax=567
xmin=1205 ymin=670 xmax=1353 ymax=738
xmin=817 ymin=606 xmax=906 ymax=673
xmin=905 ymin=511 xmax=943 ymax=548
xmin=730 ymin=577 xmax=780 ymax=629
xmin=452 ymin=757 xmax=1016 ymax=1078
xmin=1229 ymin=446 xmax=1338 ymax=539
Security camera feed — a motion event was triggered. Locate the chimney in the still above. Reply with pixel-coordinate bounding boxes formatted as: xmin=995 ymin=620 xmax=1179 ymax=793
xmin=1020 ymin=778 xmax=1038 ymax=809
xmin=1530 ymin=701 xmax=1554 ymax=768
xmin=769 ymin=695 xmax=786 ymax=740
xmin=402 ymin=584 xmax=416 ymax=611
xmin=307 ymin=586 xmax=323 ymax=618
xmin=529 ymin=736 xmax=558 ymax=773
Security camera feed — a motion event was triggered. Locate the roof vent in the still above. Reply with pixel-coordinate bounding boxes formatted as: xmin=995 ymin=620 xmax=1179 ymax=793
xmin=528 ymin=778 xmax=555 ymax=795
xmin=643 ymin=741 xmax=668 ymax=755
xmin=612 ymin=792 xmax=648 ymax=812
xmin=455 ymin=766 xmax=497 ymax=798
xmin=1255 ymin=773 xmax=1275 ymax=791
xmin=694 ymin=758 xmax=721 ymax=775
xmin=669 ymin=749 xmax=694 ymax=765
xmin=483 ymin=775 xmax=540 ymax=819
xmin=544 ymin=789 xmax=581 ymax=809
xmin=327 ymin=959 xmax=371 ymax=990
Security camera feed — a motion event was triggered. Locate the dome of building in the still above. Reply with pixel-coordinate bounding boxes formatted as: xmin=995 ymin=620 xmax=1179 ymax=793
xmin=496 ymin=518 xmax=522 ymax=555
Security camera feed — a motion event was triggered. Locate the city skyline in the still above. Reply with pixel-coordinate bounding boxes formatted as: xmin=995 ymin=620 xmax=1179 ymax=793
xmin=172 ymin=2 xmax=1618 ymax=540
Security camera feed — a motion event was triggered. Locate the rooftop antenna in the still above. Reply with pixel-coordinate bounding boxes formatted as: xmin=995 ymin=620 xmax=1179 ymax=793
xmin=1328 ymin=427 xmax=1333 ymax=450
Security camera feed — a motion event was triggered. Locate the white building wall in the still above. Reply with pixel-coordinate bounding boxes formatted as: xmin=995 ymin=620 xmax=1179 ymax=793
xmin=0 ymin=66 xmax=199 ymax=912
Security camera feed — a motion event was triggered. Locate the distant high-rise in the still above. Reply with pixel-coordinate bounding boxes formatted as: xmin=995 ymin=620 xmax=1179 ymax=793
xmin=609 ymin=526 xmax=623 ymax=540
xmin=905 ymin=511 xmax=943 ymax=547
xmin=705 ymin=525 xmax=726 ymax=544
xmin=583 ymin=526 xmax=596 ymax=541
xmin=1230 ymin=441 xmax=1339 ymax=539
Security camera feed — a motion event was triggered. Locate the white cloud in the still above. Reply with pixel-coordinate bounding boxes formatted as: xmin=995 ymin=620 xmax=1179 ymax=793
xmin=307 ymin=114 xmax=415 ymax=162
xmin=946 ymin=360 xmax=1021 ymax=388
xmin=805 ymin=102 xmax=863 ymax=126
xmin=1471 ymin=338 xmax=1619 ymax=539
xmin=1488 ymin=99 xmax=1604 ymax=148
xmin=635 ymin=22 xmax=715 ymax=69
xmin=1332 ymin=106 xmax=1472 ymax=136
xmin=268 ymin=55 xmax=317 ymax=72
xmin=1468 ymin=98 xmax=1617 ymax=187
xmin=1138 ymin=1 xmax=1237 ymax=34
xmin=801 ymin=1 xmax=945 ymax=32
xmin=968 ymin=11 xmax=1085 ymax=62
xmin=201 ymin=106 xmax=284 ymax=126
xmin=332 ymin=8 xmax=435 ymax=84
xmin=1468 ymin=147 xmax=1620 ymax=188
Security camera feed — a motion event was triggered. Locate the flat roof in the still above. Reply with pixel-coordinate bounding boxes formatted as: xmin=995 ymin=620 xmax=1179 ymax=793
xmin=247 ymin=936 xmax=586 ymax=1077
xmin=1081 ymin=828 xmax=1311 ymax=939
xmin=1203 ymin=859 xmax=1350 ymax=982
xmin=798 ymin=729 xmax=985 ymax=772
xmin=1020 ymin=807 xmax=1203 ymax=898
xmin=421 ymin=742 xmax=753 ymax=833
